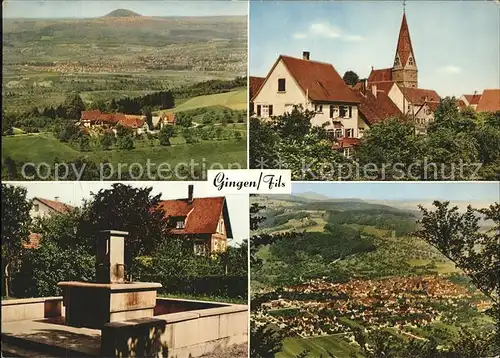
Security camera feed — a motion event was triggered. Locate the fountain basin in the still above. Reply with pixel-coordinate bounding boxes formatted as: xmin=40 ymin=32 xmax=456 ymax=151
xmin=57 ymin=281 xmax=162 ymax=329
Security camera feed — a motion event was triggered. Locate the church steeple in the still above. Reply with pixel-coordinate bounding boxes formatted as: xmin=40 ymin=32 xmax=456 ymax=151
xmin=392 ymin=6 xmax=418 ymax=88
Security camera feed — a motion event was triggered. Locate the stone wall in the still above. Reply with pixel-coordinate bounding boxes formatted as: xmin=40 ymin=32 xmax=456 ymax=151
xmin=1 ymin=297 xmax=64 ymax=323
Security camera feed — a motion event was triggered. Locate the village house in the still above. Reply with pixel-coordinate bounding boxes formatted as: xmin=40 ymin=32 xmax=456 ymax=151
xmin=476 ymin=89 xmax=500 ymax=113
xmin=458 ymin=92 xmax=482 ymax=110
xmin=26 ymin=197 xmax=74 ymax=249
xmin=157 ymin=185 xmax=233 ymax=255
xmin=152 ymin=112 xmax=176 ymax=129
xmin=251 ymin=52 xmax=363 ymax=139
xmin=79 ymin=110 xmax=149 ymax=135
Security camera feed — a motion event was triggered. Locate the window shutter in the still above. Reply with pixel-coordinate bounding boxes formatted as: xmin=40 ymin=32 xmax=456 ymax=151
xmin=250 ymin=102 xmax=254 ymax=115
xmin=330 ymin=105 xmax=333 ymax=118
xmin=269 ymin=105 xmax=273 ymax=116
xmin=257 ymin=105 xmax=261 ymax=116
xmin=349 ymin=106 xmax=352 ymax=118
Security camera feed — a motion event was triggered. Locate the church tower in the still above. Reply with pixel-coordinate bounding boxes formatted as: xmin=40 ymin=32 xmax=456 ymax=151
xmin=391 ymin=10 xmax=418 ymax=88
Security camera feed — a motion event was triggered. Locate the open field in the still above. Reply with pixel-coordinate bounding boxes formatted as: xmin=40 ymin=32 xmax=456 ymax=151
xmin=158 ymin=88 xmax=247 ymax=114
xmin=278 ymin=335 xmax=361 ymax=358
xmin=2 ymin=133 xmax=246 ymax=180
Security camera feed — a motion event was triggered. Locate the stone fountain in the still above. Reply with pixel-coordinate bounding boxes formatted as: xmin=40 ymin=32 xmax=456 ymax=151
xmin=57 ymin=230 xmax=161 ymax=329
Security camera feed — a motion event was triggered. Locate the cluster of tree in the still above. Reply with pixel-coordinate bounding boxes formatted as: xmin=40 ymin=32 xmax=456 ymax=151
xmin=356 ymin=100 xmax=500 ymax=180
xmin=250 ymin=107 xmax=350 ymax=180
xmin=250 ymin=102 xmax=500 ymax=180
xmin=2 ymin=94 xmax=86 ymax=135
xmin=173 ymin=76 xmax=246 ymax=99
xmin=2 ymin=183 xmax=247 ymax=300
xmin=326 ymin=208 xmax=417 ymax=236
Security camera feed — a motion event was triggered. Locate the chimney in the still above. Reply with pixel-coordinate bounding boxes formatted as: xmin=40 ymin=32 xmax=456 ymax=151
xmin=302 ymin=51 xmax=310 ymax=60
xmin=371 ymin=84 xmax=377 ymax=98
xmin=188 ymin=185 xmax=194 ymax=203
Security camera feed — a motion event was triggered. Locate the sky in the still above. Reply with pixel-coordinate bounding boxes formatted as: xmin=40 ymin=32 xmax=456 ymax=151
xmin=292 ymin=182 xmax=500 ymax=204
xmin=250 ymin=1 xmax=499 ymax=97
xmin=2 ymin=0 xmax=248 ymax=18
xmin=9 ymin=181 xmax=249 ymax=246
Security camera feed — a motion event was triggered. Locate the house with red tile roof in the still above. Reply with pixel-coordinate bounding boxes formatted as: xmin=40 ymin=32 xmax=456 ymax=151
xmin=25 ymin=197 xmax=74 ymax=249
xmin=459 ymin=93 xmax=482 ymax=110
xmin=251 ymin=52 xmax=364 ymax=139
xmin=30 ymin=197 xmax=74 ymax=220
xmin=153 ymin=112 xmax=176 ymax=129
xmin=249 ymin=76 xmax=265 ymax=114
xmin=80 ymin=110 xmax=149 ymax=134
xmin=156 ymin=185 xmax=233 ymax=255
xmin=476 ymin=89 xmax=500 ymax=113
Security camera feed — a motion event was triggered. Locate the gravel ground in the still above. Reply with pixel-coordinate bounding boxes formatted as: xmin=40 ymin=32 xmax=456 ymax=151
xmin=200 ymin=343 xmax=248 ymax=358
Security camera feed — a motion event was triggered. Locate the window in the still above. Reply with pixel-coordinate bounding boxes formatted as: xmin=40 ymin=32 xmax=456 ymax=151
xmin=262 ymin=105 xmax=269 ymax=117
xmin=315 ymin=104 xmax=323 ymax=113
xmin=257 ymin=105 xmax=261 ymax=117
xmin=339 ymin=106 xmax=348 ymax=118
xmin=334 ymin=129 xmax=343 ymax=138
xmin=329 ymin=105 xmax=338 ymax=118
xmin=194 ymin=242 xmax=206 ymax=256
xmin=176 ymin=220 xmax=185 ymax=229
xmin=278 ymin=78 xmax=286 ymax=92
xmin=358 ymin=127 xmax=365 ymax=135
xmin=218 ymin=219 xmax=224 ymax=234
xmin=343 ymin=147 xmax=353 ymax=158
xmin=345 ymin=129 xmax=354 ymax=138
xmin=34 ymin=204 xmax=39 ymax=212
xmin=408 ymin=57 xmax=414 ymax=65
xmin=394 ymin=56 xmax=400 ymax=66
xmin=425 ymin=108 xmax=432 ymax=115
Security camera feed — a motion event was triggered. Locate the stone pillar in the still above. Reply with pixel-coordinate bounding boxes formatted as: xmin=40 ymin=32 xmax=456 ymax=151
xmin=96 ymin=230 xmax=128 ymax=284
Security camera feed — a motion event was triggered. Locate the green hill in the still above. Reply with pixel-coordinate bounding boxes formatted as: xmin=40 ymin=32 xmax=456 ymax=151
xmin=160 ymin=88 xmax=247 ymax=114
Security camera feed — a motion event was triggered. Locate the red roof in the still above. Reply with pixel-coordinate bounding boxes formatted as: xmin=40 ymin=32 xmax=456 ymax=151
xmin=254 ymin=55 xmax=359 ymax=104
xmin=401 ymin=87 xmax=440 ymax=105
xmin=250 ymin=76 xmax=265 ymax=100
xmin=118 ymin=116 xmax=145 ymax=129
xmin=332 ymin=137 xmax=360 ymax=149
xmin=80 ymin=110 xmax=124 ymax=124
xmin=24 ymin=233 xmax=41 ymax=249
xmin=395 ymin=13 xmax=416 ymax=66
xmin=162 ymin=112 xmax=176 ymax=124
xmin=34 ymin=197 xmax=73 ymax=213
xmin=157 ymin=197 xmax=229 ymax=235
xmin=476 ymin=89 xmax=500 ymax=112
xmin=463 ymin=94 xmax=482 ymax=106
xmin=367 ymin=68 xmax=393 ymax=84
xmin=355 ymin=88 xmax=403 ymax=125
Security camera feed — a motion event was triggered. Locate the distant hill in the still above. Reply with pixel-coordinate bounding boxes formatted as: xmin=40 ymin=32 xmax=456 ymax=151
xmin=103 ymin=9 xmax=142 ymax=18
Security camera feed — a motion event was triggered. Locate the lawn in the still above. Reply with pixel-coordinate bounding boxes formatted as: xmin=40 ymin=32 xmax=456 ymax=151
xmin=277 ymin=335 xmax=362 ymax=358
xmin=2 ymin=134 xmax=247 ymax=180
xmin=158 ymin=88 xmax=247 ymax=114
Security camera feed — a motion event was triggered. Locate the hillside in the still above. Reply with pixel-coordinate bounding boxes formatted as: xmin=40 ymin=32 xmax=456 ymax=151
xmin=103 ymin=9 xmax=142 ymax=17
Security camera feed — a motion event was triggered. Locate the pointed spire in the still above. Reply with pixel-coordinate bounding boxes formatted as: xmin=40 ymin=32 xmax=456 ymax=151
xmin=395 ymin=11 xmax=416 ymax=67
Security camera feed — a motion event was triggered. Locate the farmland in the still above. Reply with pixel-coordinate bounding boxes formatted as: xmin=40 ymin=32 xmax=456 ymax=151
xmin=2 ymin=11 xmax=248 ymax=179
xmin=250 ymin=195 xmax=496 ymax=357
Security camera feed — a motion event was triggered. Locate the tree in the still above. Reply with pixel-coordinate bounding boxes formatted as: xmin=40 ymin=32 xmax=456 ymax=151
xmin=81 ymin=184 xmax=168 ymax=278
xmin=142 ymin=106 xmax=153 ymax=130
xmin=1 ymin=184 xmax=32 ymax=298
xmin=415 ymin=201 xmax=500 ymax=343
xmin=355 ymin=117 xmax=424 ymax=179
xmin=158 ymin=125 xmax=174 ymax=146
xmin=343 ymin=70 xmax=360 ymax=86
xmin=63 ymin=93 xmax=85 ymax=120
xmin=79 ymin=135 xmax=91 ymax=152
xmin=117 ymin=135 xmax=134 ymax=150
xmin=175 ymin=112 xmax=192 ymax=128
xmin=100 ymin=131 xmax=115 ymax=150
xmin=250 ymin=320 xmax=285 ymax=358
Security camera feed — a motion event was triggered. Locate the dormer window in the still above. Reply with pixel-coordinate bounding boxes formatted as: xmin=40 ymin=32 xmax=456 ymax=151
xmin=176 ymin=220 xmax=185 ymax=229
xmin=278 ymin=78 xmax=286 ymax=92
